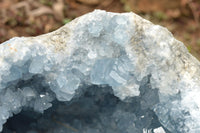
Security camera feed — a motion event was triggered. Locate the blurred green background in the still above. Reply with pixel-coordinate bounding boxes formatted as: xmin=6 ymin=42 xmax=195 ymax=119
xmin=0 ymin=0 xmax=199 ymax=59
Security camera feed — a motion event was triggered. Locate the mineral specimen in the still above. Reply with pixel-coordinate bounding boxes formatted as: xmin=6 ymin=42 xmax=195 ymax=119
xmin=0 ymin=10 xmax=200 ymax=133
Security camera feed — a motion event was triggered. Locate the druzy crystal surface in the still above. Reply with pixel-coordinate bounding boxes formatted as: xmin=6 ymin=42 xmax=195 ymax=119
xmin=0 ymin=10 xmax=200 ymax=133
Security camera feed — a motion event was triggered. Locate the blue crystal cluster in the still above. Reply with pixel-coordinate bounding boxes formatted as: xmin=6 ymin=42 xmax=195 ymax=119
xmin=0 ymin=10 xmax=200 ymax=133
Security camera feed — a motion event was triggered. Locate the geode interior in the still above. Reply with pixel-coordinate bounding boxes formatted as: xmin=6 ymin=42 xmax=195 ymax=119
xmin=3 ymin=83 xmax=166 ymax=133
xmin=0 ymin=10 xmax=200 ymax=133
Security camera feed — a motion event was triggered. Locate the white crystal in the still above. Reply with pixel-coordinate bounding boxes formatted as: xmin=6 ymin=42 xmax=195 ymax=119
xmin=153 ymin=127 xmax=166 ymax=133
xmin=29 ymin=56 xmax=44 ymax=74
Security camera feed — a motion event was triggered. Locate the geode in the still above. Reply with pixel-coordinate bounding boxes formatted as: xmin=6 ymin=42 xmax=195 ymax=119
xmin=0 ymin=10 xmax=200 ymax=133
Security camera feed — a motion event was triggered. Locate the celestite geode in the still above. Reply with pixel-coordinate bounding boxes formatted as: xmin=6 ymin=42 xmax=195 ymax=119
xmin=0 ymin=10 xmax=200 ymax=133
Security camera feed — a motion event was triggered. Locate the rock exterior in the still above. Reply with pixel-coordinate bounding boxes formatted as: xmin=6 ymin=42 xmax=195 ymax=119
xmin=0 ymin=10 xmax=200 ymax=133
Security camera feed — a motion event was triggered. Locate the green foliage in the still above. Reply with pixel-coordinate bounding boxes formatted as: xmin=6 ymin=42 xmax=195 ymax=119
xmin=39 ymin=0 xmax=53 ymax=6
xmin=63 ymin=18 xmax=72 ymax=24
xmin=153 ymin=11 xmax=168 ymax=21
xmin=197 ymin=39 xmax=200 ymax=46
xmin=187 ymin=45 xmax=192 ymax=53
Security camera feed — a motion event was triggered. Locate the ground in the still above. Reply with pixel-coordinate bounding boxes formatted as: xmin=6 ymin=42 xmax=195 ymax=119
xmin=0 ymin=0 xmax=200 ymax=60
